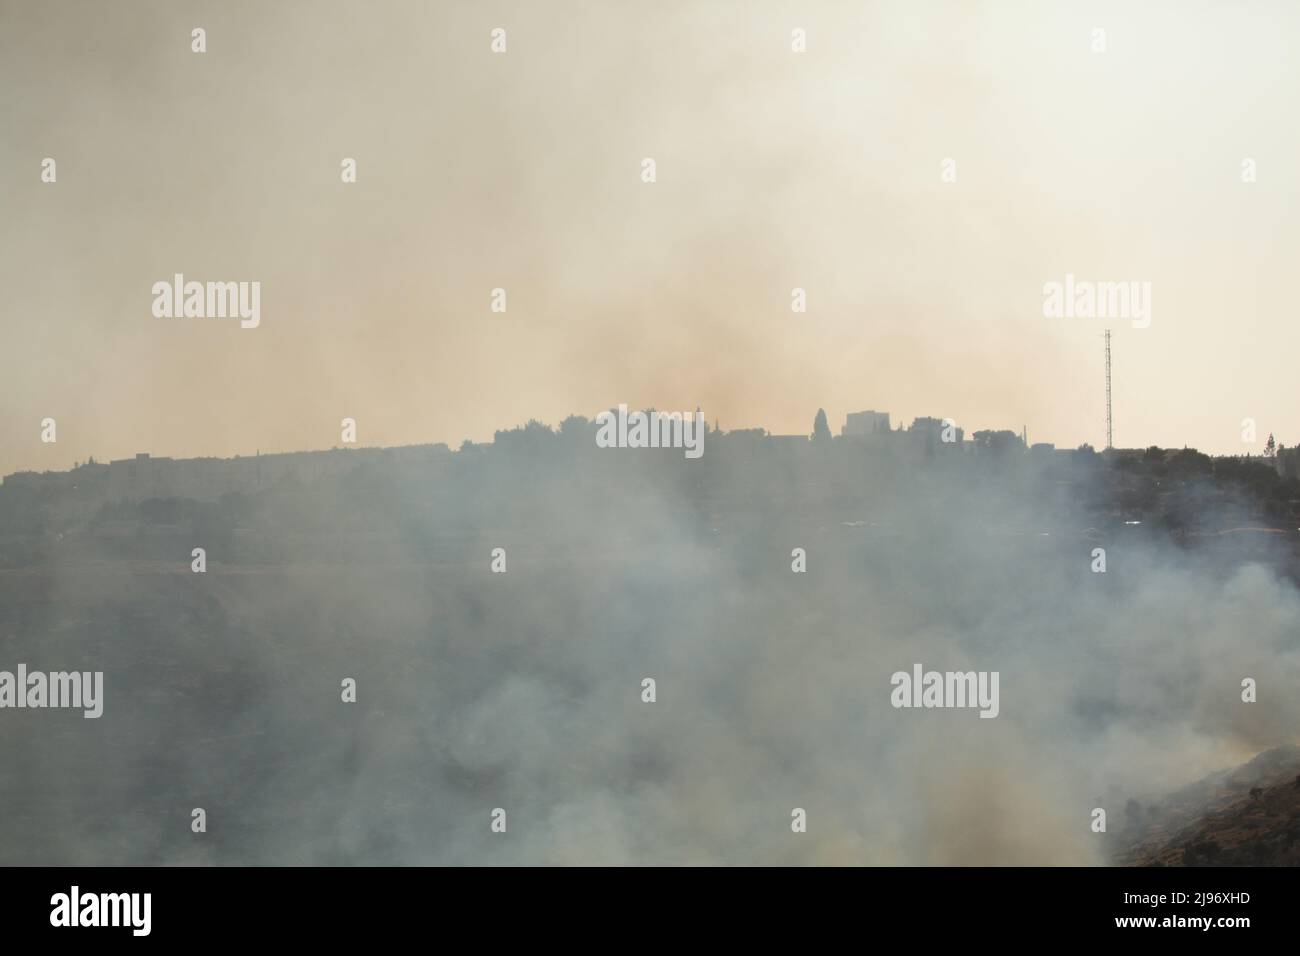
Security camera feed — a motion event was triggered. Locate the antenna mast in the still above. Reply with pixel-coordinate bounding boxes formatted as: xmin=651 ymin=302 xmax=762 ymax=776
xmin=1104 ymin=329 xmax=1113 ymax=450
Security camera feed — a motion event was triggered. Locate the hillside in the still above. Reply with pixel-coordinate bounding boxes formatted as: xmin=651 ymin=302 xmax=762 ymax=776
xmin=1119 ymin=746 xmax=1300 ymax=866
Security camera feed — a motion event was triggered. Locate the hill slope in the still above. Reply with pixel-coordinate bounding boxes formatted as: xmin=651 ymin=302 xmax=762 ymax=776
xmin=1119 ymin=746 xmax=1300 ymax=866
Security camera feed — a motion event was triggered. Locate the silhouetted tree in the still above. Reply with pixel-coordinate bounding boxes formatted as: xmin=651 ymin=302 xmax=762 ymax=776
xmin=812 ymin=408 xmax=832 ymax=442
xmin=559 ymin=414 xmax=589 ymax=436
xmin=972 ymin=430 xmax=1021 ymax=455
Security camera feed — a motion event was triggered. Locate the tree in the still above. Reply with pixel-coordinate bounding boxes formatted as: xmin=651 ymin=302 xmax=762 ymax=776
xmin=972 ymin=429 xmax=1021 ymax=455
xmin=1167 ymin=447 xmax=1213 ymax=475
xmin=558 ymin=414 xmax=591 ymax=442
xmin=1264 ymin=433 xmax=1277 ymax=457
xmin=812 ymin=408 xmax=832 ymax=442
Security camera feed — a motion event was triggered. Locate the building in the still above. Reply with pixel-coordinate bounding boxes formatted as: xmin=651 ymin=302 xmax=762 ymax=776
xmin=908 ymin=416 xmax=964 ymax=446
xmin=841 ymin=410 xmax=891 ymax=437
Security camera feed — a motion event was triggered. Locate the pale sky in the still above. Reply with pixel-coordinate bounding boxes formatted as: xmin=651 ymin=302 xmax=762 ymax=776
xmin=3 ymin=0 xmax=1299 ymax=476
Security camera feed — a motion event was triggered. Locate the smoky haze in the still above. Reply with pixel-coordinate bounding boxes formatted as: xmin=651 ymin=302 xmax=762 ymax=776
xmin=1 ymin=426 xmax=1297 ymax=864
xmin=4 ymin=0 xmax=1300 ymax=478
xmin=1 ymin=1 xmax=1298 ymax=867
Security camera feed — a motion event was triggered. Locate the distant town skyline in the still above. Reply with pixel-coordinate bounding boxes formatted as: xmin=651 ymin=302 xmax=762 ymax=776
xmin=5 ymin=402 xmax=1288 ymax=485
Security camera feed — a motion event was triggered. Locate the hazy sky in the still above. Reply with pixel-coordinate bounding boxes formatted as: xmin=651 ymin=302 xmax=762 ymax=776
xmin=3 ymin=0 xmax=1299 ymax=476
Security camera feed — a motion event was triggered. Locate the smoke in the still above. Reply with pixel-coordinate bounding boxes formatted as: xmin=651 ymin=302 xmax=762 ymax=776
xmin=7 ymin=0 xmax=1300 ymax=480
xmin=2 ymin=431 xmax=1297 ymax=865
xmin=3 ymin=0 xmax=1299 ymax=866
